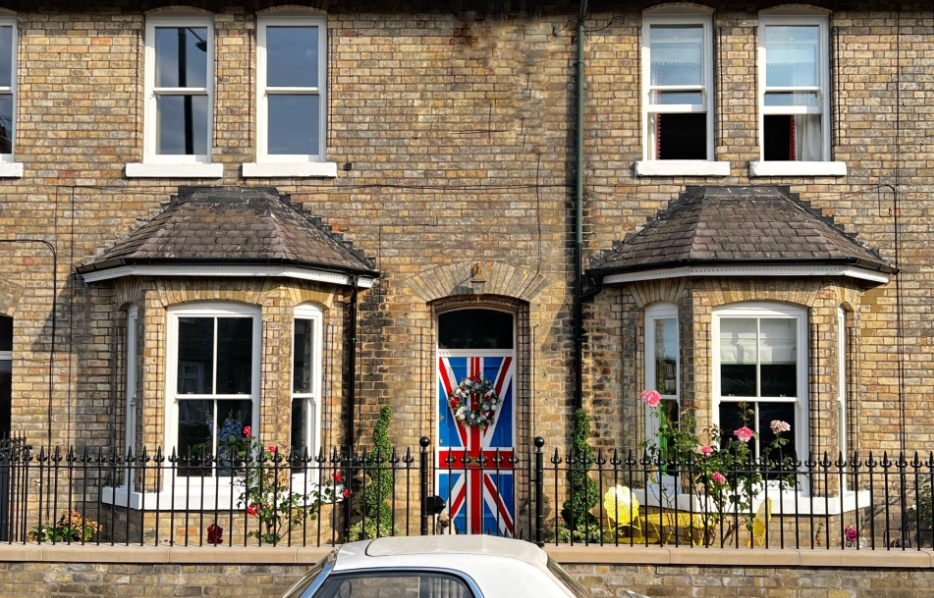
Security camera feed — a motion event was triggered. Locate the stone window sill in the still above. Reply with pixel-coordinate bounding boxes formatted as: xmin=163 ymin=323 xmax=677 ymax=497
xmin=125 ymin=163 xmax=224 ymax=179
xmin=749 ymin=161 xmax=848 ymax=177
xmin=634 ymin=161 xmax=731 ymax=177
xmin=0 ymin=161 xmax=24 ymax=178
xmin=242 ymin=162 xmax=338 ymax=178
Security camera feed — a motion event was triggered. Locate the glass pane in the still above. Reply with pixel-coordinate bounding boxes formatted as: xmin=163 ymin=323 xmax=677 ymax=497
xmin=156 ymin=94 xmax=209 ymax=155
xmin=155 ymin=26 xmax=208 ymax=88
xmin=266 ymin=26 xmax=319 ymax=88
xmin=177 ymin=398 xmax=213 ymax=463
xmin=720 ymin=318 xmax=757 ymax=364
xmin=651 ymin=91 xmax=703 ymax=105
xmin=763 ymin=114 xmax=821 ymax=161
xmin=653 ymin=318 xmax=678 ymax=395
xmin=650 ymin=25 xmax=703 ymax=86
xmin=765 ymin=25 xmax=819 ymax=88
xmin=758 ymin=401 xmax=797 ymax=464
xmin=293 ymin=319 xmax=314 ymax=394
xmin=0 ymin=27 xmax=11 ymax=88
xmin=0 ymin=94 xmax=12 ymax=154
xmin=0 ymin=316 xmax=10 ymax=352
xmin=438 ymin=309 xmax=514 ymax=349
xmin=764 ymin=92 xmax=818 ymax=106
xmin=216 ymin=318 xmax=253 ymax=394
xmin=291 ymin=398 xmax=313 ymax=457
xmin=653 ymin=113 xmax=707 ymax=160
xmin=177 ymin=317 xmax=214 ymax=395
xmin=760 ymin=319 xmax=797 ymax=397
xmin=0 ymin=360 xmax=10 ymax=437
xmin=718 ymin=401 xmax=754 ymax=443
xmin=214 ymin=399 xmax=252 ymax=445
xmin=318 ymin=574 xmax=472 ymax=598
xmin=268 ymin=94 xmax=319 ymax=155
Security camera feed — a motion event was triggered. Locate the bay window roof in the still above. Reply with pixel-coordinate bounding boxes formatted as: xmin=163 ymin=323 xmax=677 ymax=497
xmin=78 ymin=186 xmax=378 ymax=286
xmin=590 ymin=186 xmax=893 ymax=286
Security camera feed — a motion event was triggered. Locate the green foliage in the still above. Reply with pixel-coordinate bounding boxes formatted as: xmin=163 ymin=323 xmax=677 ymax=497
xmin=909 ymin=484 xmax=934 ymax=528
xmin=30 ymin=510 xmax=100 ymax=543
xmin=561 ymin=409 xmax=599 ymax=531
xmin=356 ymin=405 xmax=398 ymax=538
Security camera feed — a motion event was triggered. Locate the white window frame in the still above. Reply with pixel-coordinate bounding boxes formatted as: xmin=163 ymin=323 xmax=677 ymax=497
xmin=644 ymin=303 xmax=680 ymax=442
xmin=292 ymin=303 xmax=323 ymax=458
xmin=123 ymin=306 xmax=138 ymax=492
xmin=637 ymin=8 xmax=725 ymax=177
xmin=0 ymin=13 xmax=21 ymax=177
xmin=751 ymin=11 xmax=847 ymax=176
xmin=837 ymin=307 xmax=847 ymax=458
xmin=142 ymin=14 xmax=214 ymax=166
xmin=164 ymin=302 xmax=261 ymax=461
xmin=712 ymin=302 xmax=809 ymax=463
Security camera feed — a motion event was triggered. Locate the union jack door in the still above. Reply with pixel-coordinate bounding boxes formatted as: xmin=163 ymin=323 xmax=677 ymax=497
xmin=436 ymin=309 xmax=516 ymax=536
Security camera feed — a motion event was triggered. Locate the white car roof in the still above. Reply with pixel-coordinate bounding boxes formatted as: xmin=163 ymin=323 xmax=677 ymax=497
xmin=334 ymin=535 xmax=549 ymax=572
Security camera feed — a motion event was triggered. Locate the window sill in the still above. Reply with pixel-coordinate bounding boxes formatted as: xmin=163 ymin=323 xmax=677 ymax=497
xmin=0 ymin=162 xmax=24 ymax=178
xmin=241 ymin=162 xmax=338 ymax=178
xmin=634 ymin=161 xmax=731 ymax=177
xmin=749 ymin=161 xmax=848 ymax=177
xmin=125 ymin=163 xmax=224 ymax=179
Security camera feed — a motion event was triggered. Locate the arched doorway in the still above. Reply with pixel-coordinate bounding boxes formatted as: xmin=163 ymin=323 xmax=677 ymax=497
xmin=436 ymin=308 xmax=516 ymax=535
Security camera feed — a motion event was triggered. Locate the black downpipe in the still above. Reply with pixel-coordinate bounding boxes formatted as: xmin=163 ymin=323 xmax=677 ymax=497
xmin=573 ymin=0 xmax=588 ymax=411
xmin=347 ymin=275 xmax=358 ymax=448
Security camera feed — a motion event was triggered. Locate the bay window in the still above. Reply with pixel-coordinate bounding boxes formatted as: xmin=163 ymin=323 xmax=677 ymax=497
xmin=713 ymin=303 xmax=808 ymax=463
xmin=291 ymin=303 xmax=323 ymax=458
xmin=644 ymin=304 xmax=680 ymax=450
xmin=166 ymin=303 xmax=260 ymax=476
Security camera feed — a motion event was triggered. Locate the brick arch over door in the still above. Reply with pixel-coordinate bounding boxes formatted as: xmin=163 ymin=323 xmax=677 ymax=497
xmin=406 ymin=261 xmax=549 ymax=303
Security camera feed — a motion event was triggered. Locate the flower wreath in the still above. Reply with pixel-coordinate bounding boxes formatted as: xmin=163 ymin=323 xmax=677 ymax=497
xmin=449 ymin=376 xmax=501 ymax=429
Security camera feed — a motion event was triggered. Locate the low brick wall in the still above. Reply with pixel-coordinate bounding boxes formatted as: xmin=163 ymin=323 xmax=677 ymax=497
xmin=0 ymin=545 xmax=932 ymax=597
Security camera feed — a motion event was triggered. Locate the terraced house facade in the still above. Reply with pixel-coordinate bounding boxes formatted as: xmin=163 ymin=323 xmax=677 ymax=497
xmin=0 ymin=0 xmax=928 ymax=536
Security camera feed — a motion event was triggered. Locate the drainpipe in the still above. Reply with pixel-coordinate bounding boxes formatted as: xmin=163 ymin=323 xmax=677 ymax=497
xmin=573 ymin=0 xmax=588 ymax=411
xmin=347 ymin=275 xmax=358 ymax=448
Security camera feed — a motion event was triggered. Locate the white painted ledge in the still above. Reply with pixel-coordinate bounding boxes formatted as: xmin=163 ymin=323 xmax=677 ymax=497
xmin=0 ymin=161 xmax=24 ymax=178
xmin=242 ymin=162 xmax=338 ymax=178
xmin=749 ymin=161 xmax=848 ymax=177
xmin=634 ymin=160 xmax=731 ymax=177
xmin=125 ymin=163 xmax=224 ymax=179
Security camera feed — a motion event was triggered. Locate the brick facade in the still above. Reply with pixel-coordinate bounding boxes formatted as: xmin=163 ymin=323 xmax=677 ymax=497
xmin=0 ymin=0 xmax=930 ymax=491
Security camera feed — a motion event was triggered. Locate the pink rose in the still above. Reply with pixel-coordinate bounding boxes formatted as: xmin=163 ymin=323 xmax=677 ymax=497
xmin=770 ymin=420 xmax=791 ymax=435
xmin=711 ymin=472 xmax=727 ymax=485
xmin=641 ymin=389 xmax=662 ymax=407
xmin=700 ymin=445 xmax=714 ymax=457
xmin=734 ymin=426 xmax=754 ymax=443
xmin=268 ymin=446 xmax=277 ymax=454
xmin=242 ymin=426 xmax=251 ymax=439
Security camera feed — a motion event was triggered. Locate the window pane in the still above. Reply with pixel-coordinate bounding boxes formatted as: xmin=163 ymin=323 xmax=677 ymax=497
xmin=653 ymin=113 xmax=707 ymax=160
xmin=216 ymin=318 xmax=253 ymax=395
xmin=650 ymin=25 xmax=703 ymax=86
xmin=718 ymin=401 xmax=750 ymax=443
xmin=758 ymin=401 xmax=797 ymax=463
xmin=266 ymin=26 xmax=319 ymax=88
xmin=156 ymin=94 xmax=209 ymax=155
xmin=0 ymin=316 xmax=10 ymax=352
xmin=291 ymin=398 xmax=313 ymax=456
xmin=293 ymin=319 xmax=314 ymax=394
xmin=764 ymin=92 xmax=818 ymax=106
xmin=215 ymin=399 xmax=252 ymax=445
xmin=763 ymin=114 xmax=821 ymax=161
xmin=155 ymin=26 xmax=208 ymax=88
xmin=720 ymin=318 xmax=757 ymax=396
xmin=268 ymin=95 xmax=320 ymax=155
xmin=177 ymin=398 xmax=213 ymax=458
xmin=653 ymin=318 xmax=678 ymax=395
xmin=759 ymin=319 xmax=797 ymax=397
xmin=0 ymin=94 xmax=12 ymax=154
xmin=0 ymin=360 xmax=10 ymax=437
xmin=177 ymin=317 xmax=214 ymax=395
xmin=438 ymin=309 xmax=514 ymax=349
xmin=765 ymin=25 xmax=819 ymax=88
xmin=0 ymin=26 xmax=10 ymax=88
xmin=651 ymin=91 xmax=703 ymax=105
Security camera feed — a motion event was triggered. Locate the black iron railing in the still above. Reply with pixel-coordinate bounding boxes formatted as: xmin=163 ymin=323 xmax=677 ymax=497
xmin=1 ymin=437 xmax=932 ymax=550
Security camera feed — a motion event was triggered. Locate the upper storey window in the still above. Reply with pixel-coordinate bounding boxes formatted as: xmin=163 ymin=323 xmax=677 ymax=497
xmin=257 ymin=12 xmax=327 ymax=162
xmin=642 ymin=10 xmax=713 ymax=161
xmin=144 ymin=14 xmax=213 ymax=164
xmin=759 ymin=14 xmax=829 ymax=162
xmin=0 ymin=15 xmax=16 ymax=161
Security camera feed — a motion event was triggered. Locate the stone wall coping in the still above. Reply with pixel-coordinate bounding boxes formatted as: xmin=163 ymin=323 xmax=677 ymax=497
xmin=0 ymin=544 xmax=932 ymax=569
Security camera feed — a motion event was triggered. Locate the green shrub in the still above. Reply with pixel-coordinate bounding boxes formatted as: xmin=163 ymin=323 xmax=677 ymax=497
xmin=561 ymin=409 xmax=599 ymax=532
xmin=353 ymin=405 xmax=397 ymax=539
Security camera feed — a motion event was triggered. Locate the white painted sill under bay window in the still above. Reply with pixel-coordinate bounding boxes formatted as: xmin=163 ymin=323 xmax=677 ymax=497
xmin=749 ymin=161 xmax=848 ymax=177
xmin=241 ymin=162 xmax=338 ymax=178
xmin=125 ymin=163 xmax=224 ymax=179
xmin=634 ymin=161 xmax=731 ymax=177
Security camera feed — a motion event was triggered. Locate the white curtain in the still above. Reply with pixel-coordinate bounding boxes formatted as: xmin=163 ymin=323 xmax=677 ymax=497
xmin=795 ymin=114 xmax=821 ymax=161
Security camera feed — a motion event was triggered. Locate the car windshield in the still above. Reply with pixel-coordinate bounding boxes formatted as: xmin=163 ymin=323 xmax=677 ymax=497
xmin=315 ymin=572 xmax=472 ymax=598
xmin=281 ymin=554 xmax=331 ymax=598
xmin=546 ymin=558 xmax=592 ymax=598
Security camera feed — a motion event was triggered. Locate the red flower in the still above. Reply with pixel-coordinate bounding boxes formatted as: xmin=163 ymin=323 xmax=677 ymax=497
xmin=343 ymin=488 xmax=352 ymax=498
xmin=268 ymin=445 xmax=277 ymax=454
xmin=243 ymin=426 xmax=252 ymax=439
xmin=246 ymin=505 xmax=258 ymax=517
xmin=333 ymin=472 xmax=342 ymax=483
xmin=207 ymin=522 xmax=223 ymax=545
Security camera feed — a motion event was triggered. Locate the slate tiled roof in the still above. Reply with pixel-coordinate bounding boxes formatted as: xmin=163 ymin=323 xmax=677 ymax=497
xmin=590 ymin=186 xmax=893 ymax=276
xmin=78 ymin=186 xmax=377 ymax=276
